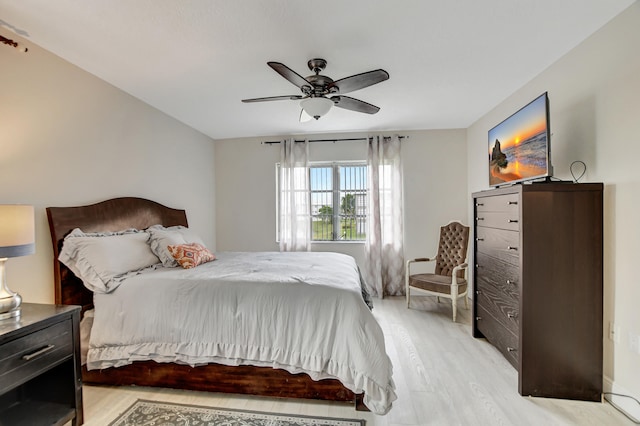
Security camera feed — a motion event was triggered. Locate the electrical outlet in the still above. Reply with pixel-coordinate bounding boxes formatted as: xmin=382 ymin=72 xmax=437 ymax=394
xmin=609 ymin=322 xmax=621 ymax=344
xmin=609 ymin=322 xmax=614 ymax=341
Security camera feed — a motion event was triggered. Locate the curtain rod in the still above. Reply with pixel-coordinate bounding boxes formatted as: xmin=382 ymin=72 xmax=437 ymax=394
xmin=261 ymin=135 xmax=408 ymax=145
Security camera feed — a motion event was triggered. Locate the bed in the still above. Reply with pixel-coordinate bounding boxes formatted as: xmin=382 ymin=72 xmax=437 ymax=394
xmin=46 ymin=197 xmax=395 ymax=414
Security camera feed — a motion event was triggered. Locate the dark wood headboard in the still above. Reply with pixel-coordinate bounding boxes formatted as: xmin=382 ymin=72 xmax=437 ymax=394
xmin=46 ymin=197 xmax=188 ymax=312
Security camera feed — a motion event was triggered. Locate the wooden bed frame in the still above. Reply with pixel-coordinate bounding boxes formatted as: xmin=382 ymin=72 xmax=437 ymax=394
xmin=46 ymin=197 xmax=365 ymax=410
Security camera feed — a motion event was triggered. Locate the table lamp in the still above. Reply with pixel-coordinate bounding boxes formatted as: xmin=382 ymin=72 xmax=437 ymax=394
xmin=0 ymin=205 xmax=35 ymax=320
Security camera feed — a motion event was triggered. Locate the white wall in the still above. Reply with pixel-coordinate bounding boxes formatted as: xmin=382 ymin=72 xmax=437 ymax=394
xmin=215 ymin=129 xmax=468 ymax=275
xmin=466 ymin=2 xmax=640 ymax=417
xmin=0 ymin=33 xmax=216 ymax=304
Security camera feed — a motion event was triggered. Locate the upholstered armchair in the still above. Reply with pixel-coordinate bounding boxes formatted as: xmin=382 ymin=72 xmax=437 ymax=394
xmin=405 ymin=221 xmax=470 ymax=322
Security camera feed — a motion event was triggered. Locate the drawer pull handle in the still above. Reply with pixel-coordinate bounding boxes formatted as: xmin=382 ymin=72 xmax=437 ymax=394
xmin=22 ymin=345 xmax=56 ymax=361
xmin=508 ymin=219 xmax=518 ymax=223
xmin=507 ymin=313 xmax=518 ymax=319
xmin=476 ymin=316 xmax=482 ymax=321
xmin=476 ymin=203 xmax=484 ymax=207
xmin=476 ymin=237 xmax=485 ymax=242
xmin=476 ymin=290 xmax=482 ymax=295
xmin=475 ymin=264 xmax=482 ymax=269
xmin=476 ymin=217 xmax=485 ymax=221
xmin=507 ymin=246 xmax=518 ymax=251
xmin=506 ymin=279 xmax=516 ymax=285
xmin=507 ymin=347 xmax=517 ymax=352
xmin=508 ymin=201 xmax=518 ymax=205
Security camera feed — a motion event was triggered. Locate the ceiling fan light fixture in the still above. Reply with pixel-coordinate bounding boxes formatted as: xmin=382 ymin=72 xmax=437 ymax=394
xmin=300 ymin=97 xmax=333 ymax=120
xmin=243 ymin=59 xmax=387 ymax=119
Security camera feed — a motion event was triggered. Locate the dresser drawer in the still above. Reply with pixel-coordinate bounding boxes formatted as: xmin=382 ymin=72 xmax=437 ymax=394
xmin=475 ymin=252 xmax=520 ymax=299
xmin=476 ymin=279 xmax=519 ymax=335
xmin=475 ymin=193 xmax=519 ymax=213
xmin=475 ymin=211 xmax=520 ymax=231
xmin=476 ymin=305 xmax=519 ymax=369
xmin=0 ymin=319 xmax=73 ymax=392
xmin=476 ymin=227 xmax=520 ymax=266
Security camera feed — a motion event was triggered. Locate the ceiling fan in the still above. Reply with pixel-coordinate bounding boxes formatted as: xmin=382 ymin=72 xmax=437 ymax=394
xmin=241 ymin=59 xmax=389 ymax=121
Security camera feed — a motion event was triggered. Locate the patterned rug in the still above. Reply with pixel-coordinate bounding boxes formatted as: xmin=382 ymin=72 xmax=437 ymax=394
xmin=109 ymin=399 xmax=366 ymax=426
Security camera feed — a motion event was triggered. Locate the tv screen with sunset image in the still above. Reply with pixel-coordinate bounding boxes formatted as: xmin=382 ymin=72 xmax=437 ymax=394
xmin=488 ymin=92 xmax=551 ymax=186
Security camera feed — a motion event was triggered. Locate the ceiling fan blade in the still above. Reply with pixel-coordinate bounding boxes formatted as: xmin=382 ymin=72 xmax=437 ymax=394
xmin=242 ymin=95 xmax=303 ymax=103
xmin=331 ymin=96 xmax=380 ymax=114
xmin=268 ymin=62 xmax=312 ymax=91
xmin=299 ymin=109 xmax=313 ymax=123
xmin=329 ymin=69 xmax=389 ymax=94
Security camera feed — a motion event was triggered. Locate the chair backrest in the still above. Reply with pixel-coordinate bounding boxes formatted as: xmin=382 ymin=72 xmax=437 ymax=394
xmin=434 ymin=221 xmax=470 ymax=278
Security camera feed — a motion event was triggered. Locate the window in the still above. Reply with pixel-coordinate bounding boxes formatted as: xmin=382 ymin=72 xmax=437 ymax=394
xmin=276 ymin=162 xmax=367 ymax=242
xmin=310 ymin=163 xmax=367 ymax=241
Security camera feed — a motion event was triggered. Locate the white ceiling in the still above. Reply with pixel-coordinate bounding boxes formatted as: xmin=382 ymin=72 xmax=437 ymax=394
xmin=1 ymin=0 xmax=635 ymax=140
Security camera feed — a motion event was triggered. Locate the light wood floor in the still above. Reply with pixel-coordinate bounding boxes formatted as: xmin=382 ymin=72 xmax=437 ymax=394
xmin=81 ymin=296 xmax=633 ymax=425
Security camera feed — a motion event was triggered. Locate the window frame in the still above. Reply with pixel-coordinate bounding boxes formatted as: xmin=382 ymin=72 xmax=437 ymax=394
xmin=276 ymin=160 xmax=367 ymax=243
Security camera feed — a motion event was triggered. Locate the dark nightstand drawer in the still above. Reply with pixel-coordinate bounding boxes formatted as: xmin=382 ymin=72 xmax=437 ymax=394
xmin=0 ymin=319 xmax=73 ymax=392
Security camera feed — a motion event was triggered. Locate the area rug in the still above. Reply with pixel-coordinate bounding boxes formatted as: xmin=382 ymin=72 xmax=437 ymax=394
xmin=109 ymin=399 xmax=366 ymax=426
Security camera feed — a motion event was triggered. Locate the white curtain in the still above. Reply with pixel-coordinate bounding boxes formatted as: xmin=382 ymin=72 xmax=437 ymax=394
xmin=364 ymin=135 xmax=405 ymax=297
xmin=279 ymin=138 xmax=311 ymax=251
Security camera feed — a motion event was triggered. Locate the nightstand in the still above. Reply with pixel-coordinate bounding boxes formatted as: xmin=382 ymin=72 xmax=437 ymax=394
xmin=0 ymin=303 xmax=83 ymax=426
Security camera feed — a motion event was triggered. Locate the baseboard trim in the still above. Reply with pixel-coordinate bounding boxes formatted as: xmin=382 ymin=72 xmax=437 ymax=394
xmin=603 ymin=376 xmax=640 ymax=422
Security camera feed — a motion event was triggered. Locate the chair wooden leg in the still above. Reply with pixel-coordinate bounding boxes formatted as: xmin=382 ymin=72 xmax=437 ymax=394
xmin=405 ymin=263 xmax=410 ymax=309
xmin=436 ymin=296 xmax=440 ymax=303
xmin=464 ymin=296 xmax=469 ymax=309
xmin=452 ymin=297 xmax=457 ymax=322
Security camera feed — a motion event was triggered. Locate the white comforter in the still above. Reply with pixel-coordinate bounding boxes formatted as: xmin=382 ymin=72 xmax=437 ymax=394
xmin=88 ymin=251 xmax=396 ymax=414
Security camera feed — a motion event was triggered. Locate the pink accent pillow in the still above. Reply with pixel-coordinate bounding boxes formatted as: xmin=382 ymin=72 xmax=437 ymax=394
xmin=167 ymin=243 xmax=216 ymax=269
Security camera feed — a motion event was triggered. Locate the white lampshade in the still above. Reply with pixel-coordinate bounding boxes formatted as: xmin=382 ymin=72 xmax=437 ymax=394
xmin=0 ymin=205 xmax=35 ymax=258
xmin=300 ymin=97 xmax=333 ymax=120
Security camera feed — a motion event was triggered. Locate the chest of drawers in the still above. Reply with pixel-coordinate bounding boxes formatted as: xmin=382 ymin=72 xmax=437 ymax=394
xmin=472 ymin=183 xmax=603 ymax=401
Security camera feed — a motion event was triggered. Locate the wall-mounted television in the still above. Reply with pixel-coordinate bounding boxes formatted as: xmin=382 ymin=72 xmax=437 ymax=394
xmin=488 ymin=92 xmax=552 ymax=187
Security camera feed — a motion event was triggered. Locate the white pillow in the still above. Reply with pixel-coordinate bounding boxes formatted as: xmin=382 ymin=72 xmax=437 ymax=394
xmin=147 ymin=225 xmax=205 ymax=267
xmin=59 ymin=228 xmax=161 ymax=293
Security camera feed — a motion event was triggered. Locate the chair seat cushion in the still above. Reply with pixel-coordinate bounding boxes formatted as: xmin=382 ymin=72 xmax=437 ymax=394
xmin=409 ymin=273 xmax=467 ymax=294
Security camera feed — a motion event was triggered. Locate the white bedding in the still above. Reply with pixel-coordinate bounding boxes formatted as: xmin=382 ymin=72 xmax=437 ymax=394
xmin=87 ymin=251 xmax=396 ymax=414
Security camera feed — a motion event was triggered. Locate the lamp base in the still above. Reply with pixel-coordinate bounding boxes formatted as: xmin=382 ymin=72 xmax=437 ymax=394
xmin=1 ymin=257 xmax=23 ymax=321
xmin=0 ymin=306 xmax=20 ymax=321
